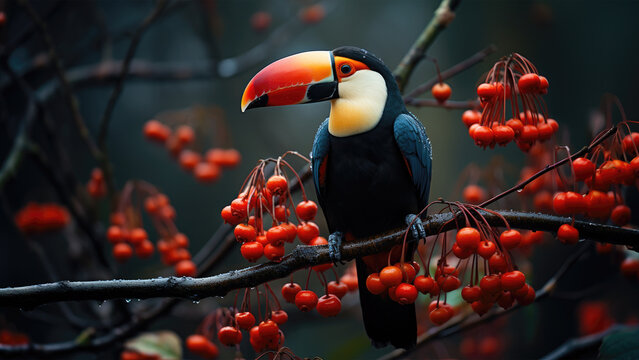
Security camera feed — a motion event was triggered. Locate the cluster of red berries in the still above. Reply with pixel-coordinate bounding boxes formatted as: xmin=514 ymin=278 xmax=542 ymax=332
xmin=463 ymin=53 xmax=557 ymax=151
xmin=0 ymin=329 xmax=29 ymax=346
xmin=143 ymin=120 xmax=240 ymax=183
xmin=221 ymin=154 xmax=324 ymax=264
xmin=365 ymin=202 xmax=536 ymax=326
xmin=14 ymin=202 xmax=69 ymax=235
xmin=87 ymin=168 xmax=106 ymax=198
xmin=108 ymin=183 xmax=196 ymax=277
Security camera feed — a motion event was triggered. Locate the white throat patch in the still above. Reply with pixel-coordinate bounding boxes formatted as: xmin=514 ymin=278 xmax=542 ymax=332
xmin=328 ymin=70 xmax=387 ymax=137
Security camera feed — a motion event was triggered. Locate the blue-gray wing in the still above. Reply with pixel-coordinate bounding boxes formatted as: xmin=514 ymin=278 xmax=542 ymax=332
xmin=393 ymin=113 xmax=432 ymax=208
xmin=311 ymin=119 xmax=330 ymax=210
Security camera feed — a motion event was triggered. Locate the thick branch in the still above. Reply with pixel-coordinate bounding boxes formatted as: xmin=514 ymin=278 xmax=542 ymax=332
xmin=0 ymin=210 xmax=636 ymax=309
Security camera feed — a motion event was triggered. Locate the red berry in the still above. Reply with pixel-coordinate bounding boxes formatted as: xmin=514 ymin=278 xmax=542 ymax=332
xmin=281 ymin=283 xmax=301 ymax=303
xmin=499 ymin=229 xmax=521 ymax=249
xmin=273 ymin=205 xmax=290 ymax=223
xmin=143 ymin=120 xmax=170 ymax=142
xmin=235 ymin=312 xmax=256 ymax=330
xmin=240 ymin=241 xmax=263 ymax=262
xmin=258 ymin=319 xmax=279 ymax=340
xmin=135 ymin=240 xmax=154 ymax=258
xmin=107 ymin=226 xmax=125 ymax=244
xmin=186 ymin=334 xmax=218 ymax=358
xmin=432 ymin=82 xmax=452 ymax=103
xmin=463 ymin=185 xmax=486 ymax=204
xmin=270 ymin=310 xmax=288 ymax=325
xmin=394 ymin=283 xmax=418 ymax=304
xmin=506 ymin=118 xmax=524 ymax=135
xmin=366 ymin=273 xmax=387 ymax=295
xmin=611 ymin=205 xmax=631 ymax=226
xmin=456 ymin=227 xmax=481 ymax=250
xmin=557 ymin=224 xmax=579 ymax=245
xmin=473 ymin=126 xmax=494 ymax=148
xmin=414 ymin=275 xmax=434 ymax=294
xmin=295 ymin=290 xmax=318 ymax=311
xmin=501 ymin=271 xmax=526 ymax=291
xmin=263 ymin=243 xmax=285 ymax=261
xmin=493 ymin=125 xmax=515 ymax=145
xmin=178 ymin=150 xmax=201 ymax=171
xmin=518 ymin=73 xmax=541 ymax=93
xmin=266 ymin=175 xmax=288 ymax=196
xmin=113 ymin=243 xmax=133 ymax=262
xmin=488 ymin=253 xmax=508 ymax=273
xmin=175 ymin=260 xmax=196 ymax=277
xmin=620 ymin=258 xmax=639 ymax=278
xmin=429 ymin=306 xmax=453 ymax=325
xmin=379 ymin=266 xmax=403 ymax=287
xmin=462 ymin=110 xmax=481 ymax=128
xmin=519 ymin=125 xmax=539 ymax=143
xmin=477 ymin=83 xmax=496 ymax=98
xmin=217 ymin=326 xmax=242 ymax=346
xmin=128 ymin=227 xmax=148 ymax=246
xmin=234 ymin=224 xmax=257 ymax=242
xmin=175 ymin=125 xmax=195 ymax=145
xmin=317 ymin=294 xmax=342 ymax=316
xmin=297 ymin=221 xmax=320 ymax=244
xmin=461 ymin=285 xmax=481 ymax=303
xmin=295 ymin=200 xmax=318 ymax=221
xmin=327 ymin=281 xmax=348 ymax=299
xmin=439 ymin=275 xmax=461 ymax=293
xmin=479 ymin=274 xmax=502 ymax=294
xmin=194 ymin=163 xmax=221 ymax=182
xmin=266 ymin=225 xmax=288 ymax=246
xmin=452 ymin=243 xmax=474 ymax=259
xmin=299 ymin=4 xmax=325 ymax=24
xmin=477 ymin=240 xmax=496 ymax=259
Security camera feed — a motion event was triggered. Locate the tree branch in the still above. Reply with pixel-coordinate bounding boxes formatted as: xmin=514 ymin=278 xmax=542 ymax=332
xmin=393 ymin=0 xmax=461 ymax=92
xmin=540 ymin=324 xmax=638 ymax=360
xmin=0 ymin=210 xmax=636 ymax=309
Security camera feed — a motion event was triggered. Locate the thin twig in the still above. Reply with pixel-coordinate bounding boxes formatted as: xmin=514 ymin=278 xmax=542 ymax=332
xmin=393 ymin=0 xmax=461 ymax=92
xmin=404 ymin=45 xmax=496 ymax=102
xmin=479 ymin=126 xmax=618 ymax=207
xmin=18 ymin=0 xmax=102 ymax=160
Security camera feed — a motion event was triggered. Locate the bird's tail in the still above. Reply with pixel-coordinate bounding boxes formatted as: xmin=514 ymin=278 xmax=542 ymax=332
xmin=356 ymin=257 xmax=417 ymax=349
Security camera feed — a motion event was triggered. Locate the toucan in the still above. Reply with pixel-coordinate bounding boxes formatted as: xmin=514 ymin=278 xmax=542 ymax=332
xmin=241 ymin=46 xmax=432 ymax=349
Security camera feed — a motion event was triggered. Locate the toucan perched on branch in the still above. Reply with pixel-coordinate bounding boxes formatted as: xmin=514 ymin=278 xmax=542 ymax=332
xmin=241 ymin=46 xmax=432 ymax=349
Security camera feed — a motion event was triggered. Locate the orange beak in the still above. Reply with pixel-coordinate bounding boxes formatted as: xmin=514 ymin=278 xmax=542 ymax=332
xmin=241 ymin=51 xmax=338 ymax=112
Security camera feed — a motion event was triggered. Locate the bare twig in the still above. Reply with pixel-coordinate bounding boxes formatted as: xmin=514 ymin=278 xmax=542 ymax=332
xmin=18 ymin=0 xmax=101 ymax=160
xmin=404 ymin=45 xmax=496 ymax=102
xmin=404 ymin=99 xmax=480 ymax=109
xmin=394 ymin=0 xmax=461 ymax=92
xmin=479 ymin=126 xmax=618 ymax=207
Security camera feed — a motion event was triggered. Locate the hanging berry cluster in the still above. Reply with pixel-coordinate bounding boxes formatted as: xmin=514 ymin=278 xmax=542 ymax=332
xmin=221 ymin=152 xmax=322 ymax=263
xmin=107 ymin=181 xmax=196 ymax=277
xmin=365 ymin=202 xmax=535 ymax=326
xmin=143 ymin=115 xmax=240 ymax=183
xmin=14 ymin=202 xmax=70 ymax=235
xmin=86 ymin=168 xmax=106 ymax=199
xmin=462 ymin=53 xmax=557 ymax=151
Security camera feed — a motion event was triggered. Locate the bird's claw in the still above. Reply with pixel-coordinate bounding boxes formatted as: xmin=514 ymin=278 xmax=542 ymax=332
xmin=328 ymin=231 xmax=345 ymax=264
xmin=405 ymin=214 xmax=426 ymax=241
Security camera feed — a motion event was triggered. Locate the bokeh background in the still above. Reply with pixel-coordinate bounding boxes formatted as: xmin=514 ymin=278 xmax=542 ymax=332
xmin=1 ymin=0 xmax=639 ymax=359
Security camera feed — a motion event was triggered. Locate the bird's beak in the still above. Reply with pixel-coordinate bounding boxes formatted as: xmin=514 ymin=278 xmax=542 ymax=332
xmin=241 ymin=51 xmax=338 ymax=112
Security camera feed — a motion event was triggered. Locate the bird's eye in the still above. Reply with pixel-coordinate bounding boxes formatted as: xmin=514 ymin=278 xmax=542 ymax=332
xmin=340 ymin=64 xmax=352 ymax=74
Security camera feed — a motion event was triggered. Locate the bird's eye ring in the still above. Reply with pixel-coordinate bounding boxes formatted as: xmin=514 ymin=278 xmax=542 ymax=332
xmin=340 ymin=64 xmax=352 ymax=74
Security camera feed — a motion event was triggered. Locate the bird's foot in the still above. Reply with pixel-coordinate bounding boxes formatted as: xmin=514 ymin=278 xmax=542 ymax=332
xmin=405 ymin=214 xmax=426 ymax=241
xmin=328 ymin=231 xmax=345 ymax=264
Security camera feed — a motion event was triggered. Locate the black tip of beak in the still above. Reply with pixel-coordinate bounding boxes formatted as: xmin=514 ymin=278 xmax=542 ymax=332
xmin=245 ymin=94 xmax=269 ymax=111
